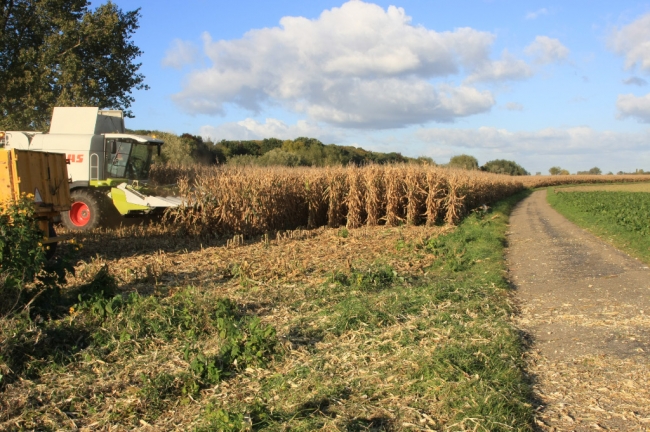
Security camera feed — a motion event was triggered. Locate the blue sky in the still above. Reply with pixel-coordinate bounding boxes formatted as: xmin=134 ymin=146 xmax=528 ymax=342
xmin=108 ymin=0 xmax=650 ymax=174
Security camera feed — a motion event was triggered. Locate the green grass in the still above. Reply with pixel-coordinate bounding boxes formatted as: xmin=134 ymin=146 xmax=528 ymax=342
xmin=547 ymin=188 xmax=650 ymax=264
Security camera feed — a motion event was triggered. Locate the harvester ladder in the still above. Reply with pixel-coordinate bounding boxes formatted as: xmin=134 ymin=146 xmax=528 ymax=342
xmin=90 ymin=153 xmax=99 ymax=181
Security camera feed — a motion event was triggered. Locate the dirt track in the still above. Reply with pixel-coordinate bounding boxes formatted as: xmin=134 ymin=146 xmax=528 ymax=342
xmin=507 ymin=190 xmax=650 ymax=431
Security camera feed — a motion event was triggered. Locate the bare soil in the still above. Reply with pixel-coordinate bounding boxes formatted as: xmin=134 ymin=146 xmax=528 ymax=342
xmin=507 ymin=190 xmax=650 ymax=431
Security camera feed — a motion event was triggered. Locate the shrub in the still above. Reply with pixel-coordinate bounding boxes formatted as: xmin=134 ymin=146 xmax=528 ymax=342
xmin=481 ymin=159 xmax=529 ymax=176
xmin=448 ymin=154 xmax=479 ymax=170
xmin=0 ymin=197 xmax=46 ymax=315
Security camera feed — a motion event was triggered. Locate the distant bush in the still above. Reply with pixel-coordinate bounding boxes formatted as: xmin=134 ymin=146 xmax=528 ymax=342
xmin=577 ymin=167 xmax=602 ymax=175
xmin=617 ymin=169 xmax=649 ymax=175
xmin=481 ymin=159 xmax=529 ymax=176
xmin=549 ymin=167 xmax=570 ymax=175
xmin=448 ymin=154 xmax=479 ymax=170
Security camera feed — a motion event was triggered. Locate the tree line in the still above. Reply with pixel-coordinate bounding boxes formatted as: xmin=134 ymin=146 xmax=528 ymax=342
xmin=129 ymin=131 xmax=436 ymax=167
xmin=130 ymin=131 xmax=531 ymax=175
xmin=447 ymin=154 xmax=529 ymax=175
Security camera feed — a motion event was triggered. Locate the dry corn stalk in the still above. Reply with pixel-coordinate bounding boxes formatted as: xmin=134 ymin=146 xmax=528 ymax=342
xmin=346 ymin=167 xmax=365 ymax=228
xmin=363 ymin=165 xmax=384 ymax=226
xmin=444 ymin=172 xmax=467 ymax=225
xmin=163 ymin=164 xmax=526 ymax=236
xmin=326 ymin=168 xmax=347 ymax=228
xmin=424 ymin=170 xmax=446 ymax=226
xmin=384 ymin=166 xmax=404 ymax=226
xmin=404 ymin=166 xmax=425 ymax=225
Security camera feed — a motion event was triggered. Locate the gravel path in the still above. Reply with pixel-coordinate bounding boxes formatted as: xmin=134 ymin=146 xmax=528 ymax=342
xmin=507 ymin=190 xmax=650 ymax=431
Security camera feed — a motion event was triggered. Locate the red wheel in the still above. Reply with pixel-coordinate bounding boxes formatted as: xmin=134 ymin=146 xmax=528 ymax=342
xmin=62 ymin=189 xmax=104 ymax=231
xmin=69 ymin=201 xmax=92 ymax=227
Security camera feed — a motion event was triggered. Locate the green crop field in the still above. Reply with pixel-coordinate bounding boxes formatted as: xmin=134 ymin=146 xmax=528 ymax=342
xmin=556 ymin=182 xmax=650 ymax=193
xmin=547 ymin=189 xmax=650 ymax=263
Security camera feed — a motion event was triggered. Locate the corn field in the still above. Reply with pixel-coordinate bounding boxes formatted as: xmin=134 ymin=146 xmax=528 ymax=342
xmin=155 ymin=164 xmax=524 ymax=236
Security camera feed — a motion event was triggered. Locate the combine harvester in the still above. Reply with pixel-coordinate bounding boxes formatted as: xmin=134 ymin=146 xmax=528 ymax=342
xmin=1 ymin=107 xmax=182 ymax=231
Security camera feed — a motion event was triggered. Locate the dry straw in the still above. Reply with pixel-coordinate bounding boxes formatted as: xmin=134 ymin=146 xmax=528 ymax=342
xmin=160 ymin=164 xmax=525 ymax=237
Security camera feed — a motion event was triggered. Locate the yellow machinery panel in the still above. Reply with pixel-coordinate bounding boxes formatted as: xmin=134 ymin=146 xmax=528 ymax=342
xmin=0 ymin=149 xmax=71 ymax=214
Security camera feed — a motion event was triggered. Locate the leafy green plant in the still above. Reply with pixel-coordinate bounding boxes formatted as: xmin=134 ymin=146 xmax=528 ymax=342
xmin=0 ymin=197 xmax=46 ymax=280
xmin=199 ymin=404 xmax=248 ymax=432
xmin=0 ymin=197 xmax=46 ymax=315
xmin=328 ymin=264 xmax=396 ymax=292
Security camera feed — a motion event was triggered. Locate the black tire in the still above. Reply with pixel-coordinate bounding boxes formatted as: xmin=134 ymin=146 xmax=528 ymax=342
xmin=61 ymin=189 xmax=104 ymax=231
xmin=44 ymin=223 xmax=57 ymax=260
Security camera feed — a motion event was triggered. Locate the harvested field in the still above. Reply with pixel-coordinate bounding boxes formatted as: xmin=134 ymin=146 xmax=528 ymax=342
xmin=557 ymin=182 xmax=650 ymax=193
xmin=520 ymin=174 xmax=650 ymax=188
xmin=0 ymin=195 xmax=535 ymax=430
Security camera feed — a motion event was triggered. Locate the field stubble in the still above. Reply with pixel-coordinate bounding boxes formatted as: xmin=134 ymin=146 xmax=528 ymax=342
xmin=1 ymin=193 xmax=534 ymax=430
xmin=520 ymin=174 xmax=650 ymax=189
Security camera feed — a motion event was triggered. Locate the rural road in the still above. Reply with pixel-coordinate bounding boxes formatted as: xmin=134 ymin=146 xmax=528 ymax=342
xmin=506 ymin=190 xmax=650 ymax=431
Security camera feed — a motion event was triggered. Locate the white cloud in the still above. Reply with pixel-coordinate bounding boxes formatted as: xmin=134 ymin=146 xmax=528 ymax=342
xmin=303 ymin=82 xmax=495 ymax=128
xmin=416 ymin=126 xmax=650 ymax=154
xmin=503 ymin=102 xmax=524 ymax=111
xmin=200 ymin=118 xmax=343 ymax=143
xmin=171 ymin=1 xmax=531 ymax=128
xmin=617 ymin=92 xmax=650 ymax=123
xmin=609 ymin=12 xmax=650 ymax=73
xmin=466 ymin=50 xmax=533 ymax=83
xmin=525 ymin=8 xmax=548 ymax=20
xmin=162 ymin=39 xmax=201 ymax=69
xmin=622 ymin=76 xmax=648 ymax=86
xmin=524 ymin=36 xmax=570 ymax=65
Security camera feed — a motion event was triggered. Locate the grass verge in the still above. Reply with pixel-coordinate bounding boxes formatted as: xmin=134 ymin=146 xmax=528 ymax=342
xmin=1 ymin=192 xmax=533 ymax=431
xmin=547 ymin=188 xmax=650 ymax=264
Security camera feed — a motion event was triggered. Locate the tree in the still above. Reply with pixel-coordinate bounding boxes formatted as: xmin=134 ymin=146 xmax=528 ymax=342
xmin=549 ymin=166 xmax=562 ymax=175
xmin=257 ymin=148 xmax=307 ymax=167
xmin=0 ymin=0 xmax=147 ymax=130
xmin=448 ymin=154 xmax=479 ymax=170
xmin=577 ymin=167 xmax=602 ymax=175
xmin=588 ymin=167 xmax=602 ymax=175
xmin=481 ymin=159 xmax=529 ymax=176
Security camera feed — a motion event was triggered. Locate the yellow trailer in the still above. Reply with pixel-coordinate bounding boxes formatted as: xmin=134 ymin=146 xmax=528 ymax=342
xmin=0 ymin=147 xmax=72 ymax=257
